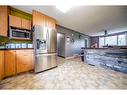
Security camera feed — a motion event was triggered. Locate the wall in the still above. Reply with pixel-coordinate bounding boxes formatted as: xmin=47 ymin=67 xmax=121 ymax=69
xmin=56 ymin=25 xmax=90 ymax=58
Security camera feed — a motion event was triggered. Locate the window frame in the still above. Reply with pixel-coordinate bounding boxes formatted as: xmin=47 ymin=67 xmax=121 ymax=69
xmin=99 ymin=32 xmax=126 ymax=47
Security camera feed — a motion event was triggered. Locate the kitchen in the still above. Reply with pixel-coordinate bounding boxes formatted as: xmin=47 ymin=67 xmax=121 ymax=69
xmin=0 ymin=6 xmax=127 ymax=89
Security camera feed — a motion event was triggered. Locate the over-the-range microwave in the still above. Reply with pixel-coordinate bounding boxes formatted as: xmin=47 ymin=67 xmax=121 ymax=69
xmin=10 ymin=28 xmax=31 ymax=39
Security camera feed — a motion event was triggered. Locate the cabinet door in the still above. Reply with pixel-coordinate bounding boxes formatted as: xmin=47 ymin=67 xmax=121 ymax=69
xmin=0 ymin=51 xmax=4 ymax=80
xmin=32 ymin=10 xmax=56 ymax=29
xmin=22 ymin=18 xmax=31 ymax=30
xmin=16 ymin=50 xmax=33 ymax=73
xmin=46 ymin=16 xmax=56 ymax=29
xmin=32 ymin=10 xmax=46 ymax=26
xmin=5 ymin=50 xmax=16 ymax=77
xmin=0 ymin=6 xmax=8 ymax=37
xmin=9 ymin=15 xmax=22 ymax=28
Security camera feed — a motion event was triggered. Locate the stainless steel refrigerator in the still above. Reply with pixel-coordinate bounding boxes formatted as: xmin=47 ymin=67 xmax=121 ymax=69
xmin=33 ymin=25 xmax=57 ymax=73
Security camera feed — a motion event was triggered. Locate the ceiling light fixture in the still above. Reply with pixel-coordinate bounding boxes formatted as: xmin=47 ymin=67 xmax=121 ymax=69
xmin=55 ymin=5 xmax=72 ymax=13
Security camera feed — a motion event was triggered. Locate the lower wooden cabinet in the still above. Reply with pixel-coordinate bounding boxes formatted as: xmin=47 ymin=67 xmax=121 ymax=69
xmin=0 ymin=50 xmax=4 ymax=80
xmin=4 ymin=50 xmax=16 ymax=77
xmin=16 ymin=50 xmax=33 ymax=73
xmin=4 ymin=49 xmax=33 ymax=78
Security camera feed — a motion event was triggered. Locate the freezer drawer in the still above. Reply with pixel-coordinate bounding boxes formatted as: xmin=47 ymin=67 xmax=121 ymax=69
xmin=35 ymin=53 xmax=57 ymax=73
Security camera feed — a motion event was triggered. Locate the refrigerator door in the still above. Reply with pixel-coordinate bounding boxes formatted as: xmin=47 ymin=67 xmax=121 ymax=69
xmin=35 ymin=53 xmax=57 ymax=73
xmin=47 ymin=28 xmax=57 ymax=53
xmin=34 ymin=25 xmax=48 ymax=54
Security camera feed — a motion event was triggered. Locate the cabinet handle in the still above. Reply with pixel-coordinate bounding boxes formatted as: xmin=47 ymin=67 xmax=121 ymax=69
xmin=23 ymin=55 xmax=28 ymax=56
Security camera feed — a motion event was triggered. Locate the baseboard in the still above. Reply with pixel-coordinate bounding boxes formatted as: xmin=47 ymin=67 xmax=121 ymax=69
xmin=65 ymin=54 xmax=80 ymax=59
xmin=57 ymin=55 xmax=65 ymax=58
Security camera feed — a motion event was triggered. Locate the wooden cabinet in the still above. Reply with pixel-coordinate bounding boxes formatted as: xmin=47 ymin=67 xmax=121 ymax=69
xmin=46 ymin=16 xmax=56 ymax=29
xmin=9 ymin=15 xmax=31 ymax=30
xmin=16 ymin=50 xmax=33 ymax=73
xmin=32 ymin=10 xmax=46 ymax=26
xmin=9 ymin=15 xmax=22 ymax=28
xmin=22 ymin=18 xmax=31 ymax=30
xmin=32 ymin=10 xmax=56 ymax=29
xmin=0 ymin=6 xmax=9 ymax=37
xmin=0 ymin=51 xmax=4 ymax=80
xmin=5 ymin=50 xmax=16 ymax=77
xmin=4 ymin=49 xmax=33 ymax=77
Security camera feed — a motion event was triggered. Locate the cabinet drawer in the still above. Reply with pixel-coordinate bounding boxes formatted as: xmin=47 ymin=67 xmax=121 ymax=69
xmin=16 ymin=50 xmax=33 ymax=54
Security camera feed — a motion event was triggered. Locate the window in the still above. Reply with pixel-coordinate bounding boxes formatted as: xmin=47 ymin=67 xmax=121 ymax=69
xmin=105 ymin=36 xmax=117 ymax=46
xmin=99 ymin=32 xmax=126 ymax=47
xmin=118 ymin=34 xmax=126 ymax=46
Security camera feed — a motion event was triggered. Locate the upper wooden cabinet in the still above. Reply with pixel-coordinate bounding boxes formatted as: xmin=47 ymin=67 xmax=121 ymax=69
xmin=4 ymin=50 xmax=16 ymax=77
xmin=46 ymin=16 xmax=56 ymax=29
xmin=22 ymin=18 xmax=31 ymax=30
xmin=9 ymin=15 xmax=22 ymax=28
xmin=0 ymin=6 xmax=9 ymax=37
xmin=32 ymin=10 xmax=56 ymax=29
xmin=9 ymin=15 xmax=31 ymax=30
xmin=0 ymin=50 xmax=4 ymax=80
xmin=32 ymin=10 xmax=46 ymax=26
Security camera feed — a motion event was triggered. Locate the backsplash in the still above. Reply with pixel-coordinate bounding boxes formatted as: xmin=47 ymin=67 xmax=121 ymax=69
xmin=0 ymin=36 xmax=33 ymax=49
xmin=0 ymin=42 xmax=33 ymax=49
xmin=5 ymin=43 xmax=33 ymax=49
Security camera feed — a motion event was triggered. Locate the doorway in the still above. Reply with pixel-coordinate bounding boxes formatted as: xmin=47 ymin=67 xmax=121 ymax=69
xmin=85 ymin=39 xmax=88 ymax=48
xmin=57 ymin=33 xmax=65 ymax=57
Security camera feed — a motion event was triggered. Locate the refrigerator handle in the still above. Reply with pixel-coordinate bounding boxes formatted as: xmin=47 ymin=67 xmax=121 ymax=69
xmin=32 ymin=25 xmax=35 ymax=32
xmin=46 ymin=28 xmax=49 ymax=50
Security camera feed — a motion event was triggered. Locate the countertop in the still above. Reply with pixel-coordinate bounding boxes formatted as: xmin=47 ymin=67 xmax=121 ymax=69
xmin=81 ymin=48 xmax=127 ymax=50
xmin=0 ymin=48 xmax=33 ymax=50
xmin=83 ymin=47 xmax=127 ymax=58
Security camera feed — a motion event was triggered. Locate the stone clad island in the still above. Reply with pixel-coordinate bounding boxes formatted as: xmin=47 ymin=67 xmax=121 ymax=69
xmin=83 ymin=48 xmax=127 ymax=73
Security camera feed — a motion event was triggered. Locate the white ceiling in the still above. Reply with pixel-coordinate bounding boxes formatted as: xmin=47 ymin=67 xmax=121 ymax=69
xmin=12 ymin=6 xmax=127 ymax=36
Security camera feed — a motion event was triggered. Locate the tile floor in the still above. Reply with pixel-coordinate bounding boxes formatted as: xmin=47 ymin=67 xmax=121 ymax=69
xmin=0 ymin=57 xmax=127 ymax=89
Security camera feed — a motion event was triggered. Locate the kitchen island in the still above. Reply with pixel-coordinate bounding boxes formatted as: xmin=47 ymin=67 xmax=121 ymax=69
xmin=83 ymin=48 xmax=127 ymax=73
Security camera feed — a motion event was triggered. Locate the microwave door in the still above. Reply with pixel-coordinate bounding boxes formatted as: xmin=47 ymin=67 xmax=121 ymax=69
xmin=10 ymin=28 xmax=30 ymax=39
